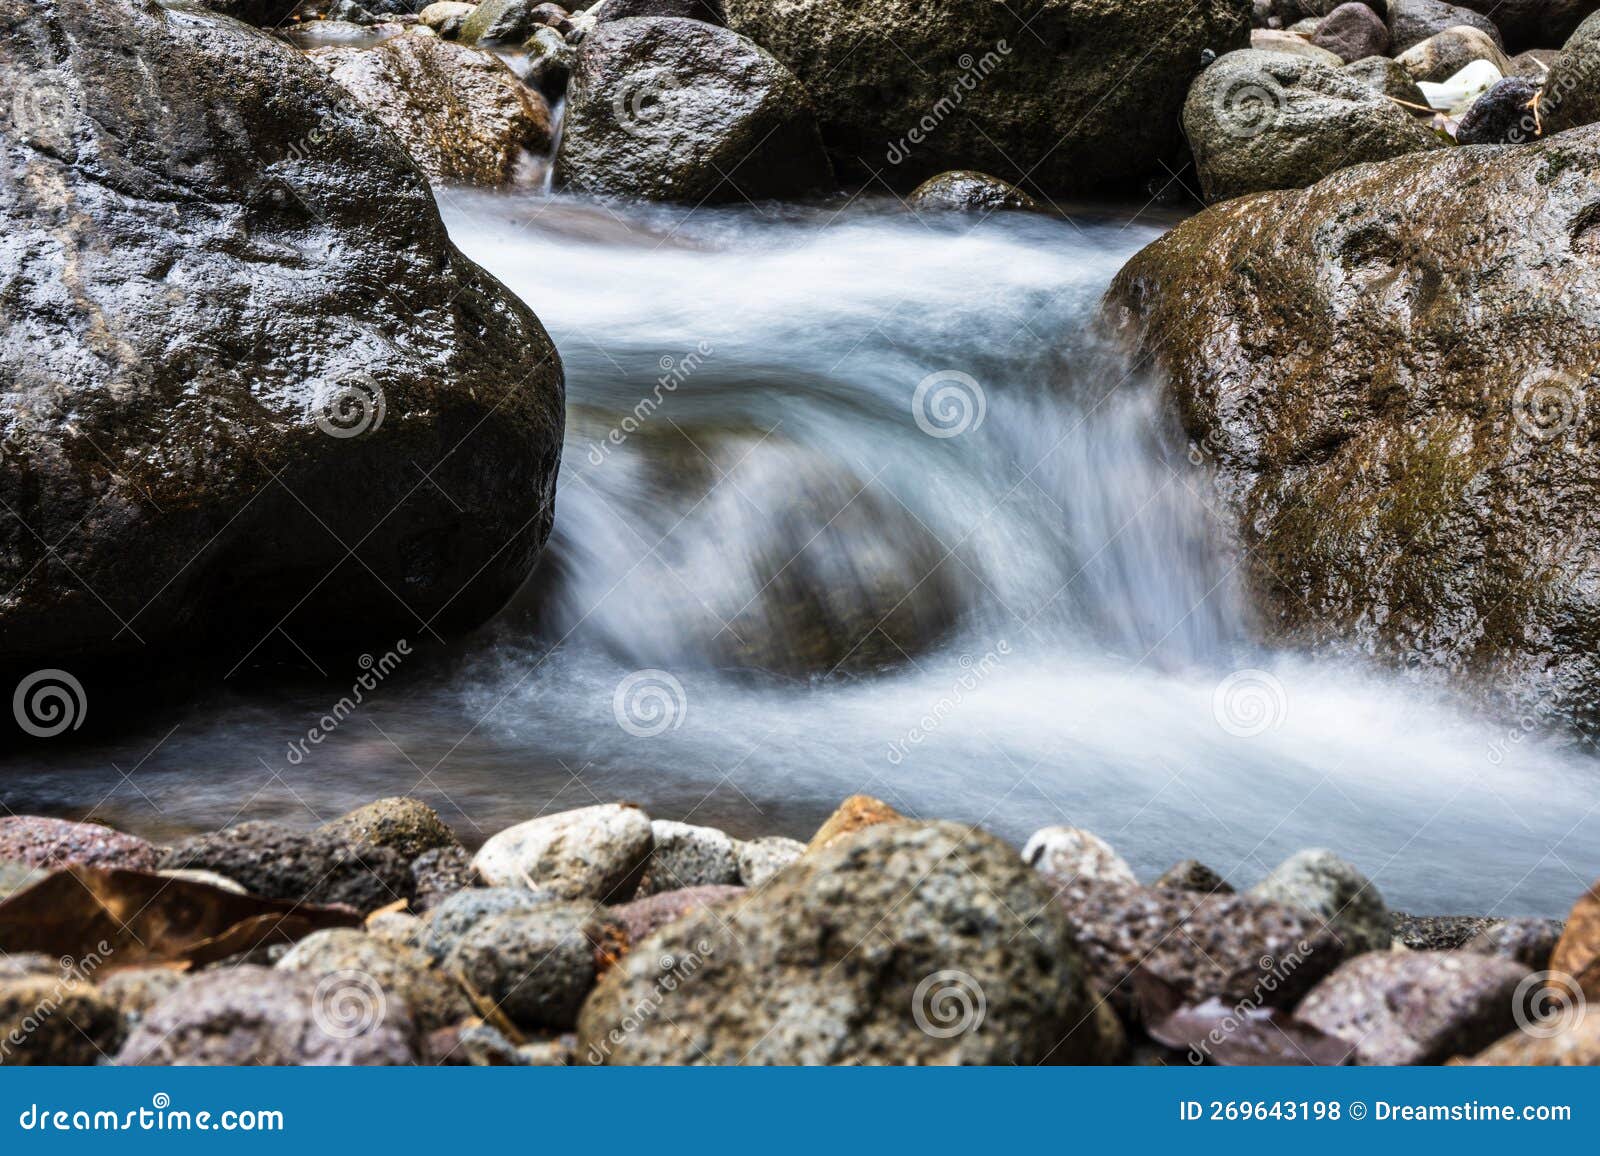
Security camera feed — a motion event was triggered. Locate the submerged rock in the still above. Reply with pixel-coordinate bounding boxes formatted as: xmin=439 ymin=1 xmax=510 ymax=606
xmin=554 ymin=17 xmax=832 ymax=202
xmin=1297 ymin=951 xmax=1530 ymax=1064
xmin=1105 ymin=124 xmax=1600 ymax=729
xmin=0 ymin=0 xmax=564 ymax=675
xmin=578 ymin=822 xmax=1122 ymax=1064
xmin=907 ymin=170 xmax=1040 ymax=212
xmin=310 ymin=33 xmax=554 ymax=186
xmin=722 ymin=0 xmax=1251 ymax=192
xmin=1182 ymin=50 xmax=1440 ymax=201
xmin=117 ymin=967 xmax=418 ymax=1065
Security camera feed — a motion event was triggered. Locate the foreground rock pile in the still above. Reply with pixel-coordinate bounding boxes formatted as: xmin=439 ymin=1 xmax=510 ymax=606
xmin=0 ymin=798 xmax=1592 ymax=1065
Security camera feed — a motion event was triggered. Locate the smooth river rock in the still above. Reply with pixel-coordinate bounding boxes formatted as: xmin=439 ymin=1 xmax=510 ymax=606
xmin=473 ymin=804 xmax=653 ymax=901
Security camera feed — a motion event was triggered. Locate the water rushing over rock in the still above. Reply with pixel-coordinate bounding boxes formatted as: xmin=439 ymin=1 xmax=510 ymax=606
xmin=7 ymin=195 xmax=1600 ymax=917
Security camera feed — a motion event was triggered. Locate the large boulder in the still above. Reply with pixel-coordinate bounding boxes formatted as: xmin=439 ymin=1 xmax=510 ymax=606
xmin=907 ymin=170 xmax=1040 ymax=213
xmin=577 ymin=822 xmax=1122 ymax=1065
xmin=1312 ymin=2 xmax=1391 ymax=60
xmin=554 ymin=16 xmax=832 ymax=202
xmin=0 ymin=0 xmax=564 ymax=680
xmin=1105 ymin=125 xmax=1600 ymax=729
xmin=309 ymin=33 xmax=553 ymax=186
xmin=1543 ymin=12 xmax=1600 ymax=132
xmin=721 ymin=0 xmax=1252 ymax=193
xmin=1447 ymin=0 xmax=1600 ymax=53
xmin=1387 ymin=0 xmax=1503 ymax=51
xmin=1394 ymin=25 xmax=1511 ymax=81
xmin=1182 ymin=50 xmax=1440 ymax=202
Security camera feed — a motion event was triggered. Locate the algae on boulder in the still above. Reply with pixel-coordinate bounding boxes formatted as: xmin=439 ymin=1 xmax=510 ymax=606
xmin=1106 ymin=125 xmax=1600 ymax=729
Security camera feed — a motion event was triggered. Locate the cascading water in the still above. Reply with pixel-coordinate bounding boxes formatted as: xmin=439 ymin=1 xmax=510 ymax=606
xmin=8 ymin=192 xmax=1599 ymax=915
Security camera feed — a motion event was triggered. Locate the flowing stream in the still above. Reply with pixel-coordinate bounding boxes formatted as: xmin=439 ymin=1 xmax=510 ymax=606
xmin=7 ymin=192 xmax=1600 ymax=916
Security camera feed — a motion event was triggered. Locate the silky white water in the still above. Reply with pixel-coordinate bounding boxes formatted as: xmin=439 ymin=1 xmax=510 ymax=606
xmin=9 ymin=192 xmax=1599 ymax=916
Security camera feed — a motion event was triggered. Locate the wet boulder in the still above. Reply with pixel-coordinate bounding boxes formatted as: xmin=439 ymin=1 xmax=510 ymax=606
xmin=117 ymin=966 xmax=418 ymax=1065
xmin=459 ymin=0 xmax=544 ymax=44
xmin=1388 ymin=0 xmax=1503 ymax=52
xmin=1105 ymin=124 xmax=1600 ymax=729
xmin=1297 ymin=951 xmax=1531 ymax=1064
xmin=554 ymin=17 xmax=832 ymax=202
xmin=1447 ymin=0 xmax=1600 ymax=54
xmin=524 ymin=25 xmax=577 ymax=98
xmin=419 ymin=1 xmax=475 ymax=36
xmin=310 ymin=33 xmax=553 ymax=186
xmin=722 ymin=0 xmax=1251 ymax=193
xmin=595 ymin=0 xmax=726 ymax=24
xmin=1312 ymin=2 xmax=1391 ymax=60
xmin=1395 ymin=25 xmax=1511 ymax=81
xmin=1455 ymin=76 xmax=1542 ymax=143
xmin=161 ymin=822 xmax=414 ymax=911
xmin=579 ymin=822 xmax=1123 ymax=1064
xmin=0 ymin=0 xmax=564 ymax=680
xmin=1182 ymin=50 xmax=1440 ymax=202
xmin=1542 ymin=12 xmax=1600 ymax=132
xmin=907 ymin=170 xmax=1041 ymax=212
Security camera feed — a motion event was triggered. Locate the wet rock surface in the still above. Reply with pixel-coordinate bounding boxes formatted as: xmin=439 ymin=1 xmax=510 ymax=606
xmin=1107 ymin=125 xmax=1600 ymax=729
xmin=555 ymin=17 xmax=832 ymax=202
xmin=0 ymin=0 xmax=564 ymax=676
xmin=310 ymin=33 xmax=554 ymax=185
xmin=161 ymin=823 xmax=413 ymax=911
xmin=722 ymin=0 xmax=1251 ymax=193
